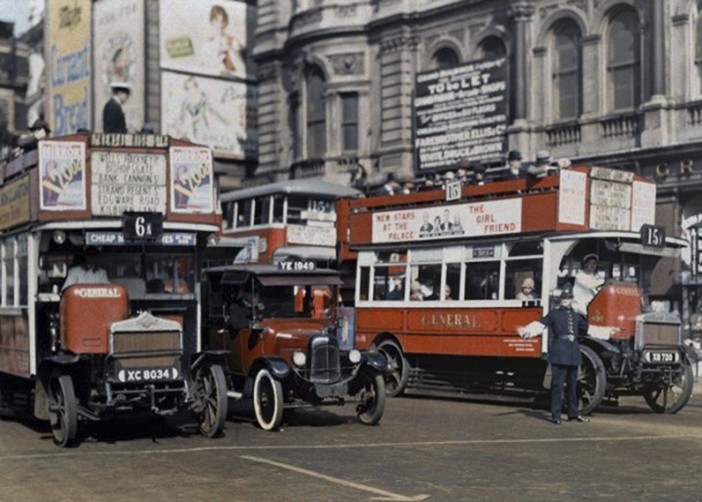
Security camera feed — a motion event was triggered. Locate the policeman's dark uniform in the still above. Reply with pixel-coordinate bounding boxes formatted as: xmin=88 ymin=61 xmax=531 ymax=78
xmin=540 ymin=286 xmax=589 ymax=424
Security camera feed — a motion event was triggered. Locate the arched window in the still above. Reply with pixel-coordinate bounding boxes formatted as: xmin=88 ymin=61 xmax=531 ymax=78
xmin=475 ymin=36 xmax=507 ymax=60
xmin=306 ymin=65 xmax=326 ymax=158
xmin=431 ymin=47 xmax=460 ymax=70
xmin=607 ymin=8 xmax=641 ymax=111
xmin=551 ymin=21 xmax=582 ymax=121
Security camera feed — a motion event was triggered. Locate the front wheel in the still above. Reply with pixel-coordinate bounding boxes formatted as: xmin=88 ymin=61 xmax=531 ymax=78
xmin=48 ymin=374 xmax=78 ymax=447
xmin=191 ymin=364 xmax=228 ymax=438
xmin=356 ymin=372 xmax=386 ymax=425
xmin=643 ymin=361 xmax=694 ymax=414
xmin=374 ymin=339 xmax=409 ymax=397
xmin=578 ymin=345 xmax=606 ymax=416
xmin=253 ymin=368 xmax=284 ymax=431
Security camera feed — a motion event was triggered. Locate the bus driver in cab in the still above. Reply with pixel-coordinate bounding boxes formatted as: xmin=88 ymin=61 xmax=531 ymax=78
xmin=62 ymin=247 xmax=110 ymax=291
xmin=573 ymin=253 xmax=605 ymax=316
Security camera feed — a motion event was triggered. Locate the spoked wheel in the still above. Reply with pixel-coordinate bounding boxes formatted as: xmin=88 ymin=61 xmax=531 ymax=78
xmin=375 ymin=340 xmax=409 ymax=397
xmin=356 ymin=372 xmax=386 ymax=426
xmin=578 ymin=345 xmax=606 ymax=416
xmin=48 ymin=374 xmax=78 ymax=447
xmin=253 ymin=369 xmax=284 ymax=431
xmin=191 ymin=364 xmax=228 ymax=438
xmin=643 ymin=361 xmax=694 ymax=414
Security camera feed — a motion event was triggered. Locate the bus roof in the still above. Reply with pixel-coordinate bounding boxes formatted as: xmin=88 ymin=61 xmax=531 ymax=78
xmin=220 ymin=179 xmax=361 ymax=202
xmin=205 ymin=263 xmax=342 ymax=287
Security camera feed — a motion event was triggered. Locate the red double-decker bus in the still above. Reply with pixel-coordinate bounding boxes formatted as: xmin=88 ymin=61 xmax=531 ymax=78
xmin=0 ymin=133 xmax=228 ymax=445
xmin=337 ymin=166 xmax=693 ymax=414
xmin=220 ymin=179 xmax=360 ymax=265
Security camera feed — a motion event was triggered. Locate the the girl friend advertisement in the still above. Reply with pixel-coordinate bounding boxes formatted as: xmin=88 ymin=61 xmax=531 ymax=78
xmin=170 ymin=146 xmax=214 ymax=214
xmin=39 ymin=141 xmax=87 ymax=211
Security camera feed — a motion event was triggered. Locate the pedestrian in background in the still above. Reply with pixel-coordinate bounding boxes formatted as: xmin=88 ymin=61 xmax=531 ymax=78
xmin=103 ymin=82 xmax=131 ymax=133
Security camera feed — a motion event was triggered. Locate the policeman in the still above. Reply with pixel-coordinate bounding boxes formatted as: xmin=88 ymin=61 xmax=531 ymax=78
xmin=518 ymin=284 xmax=590 ymax=424
xmin=543 ymin=284 xmax=590 ymax=424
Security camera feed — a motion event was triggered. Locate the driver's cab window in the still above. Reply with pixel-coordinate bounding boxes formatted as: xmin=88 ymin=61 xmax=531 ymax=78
xmin=262 ymin=284 xmax=334 ymax=319
xmin=145 ymin=255 xmax=194 ymax=295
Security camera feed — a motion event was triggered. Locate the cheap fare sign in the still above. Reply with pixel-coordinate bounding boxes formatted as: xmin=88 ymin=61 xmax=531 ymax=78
xmin=371 ymin=198 xmax=522 ymax=244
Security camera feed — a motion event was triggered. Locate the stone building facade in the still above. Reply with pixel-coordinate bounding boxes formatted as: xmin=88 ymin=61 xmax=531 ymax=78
xmin=252 ymin=0 xmax=702 ymax=332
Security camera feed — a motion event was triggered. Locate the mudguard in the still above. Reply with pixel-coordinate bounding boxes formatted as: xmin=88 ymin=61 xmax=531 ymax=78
xmin=362 ymin=351 xmax=389 ymax=373
xmin=35 ymin=354 xmax=82 ymax=421
xmin=253 ymin=356 xmax=291 ymax=380
xmin=191 ymin=350 xmax=229 ymax=372
xmin=579 ymin=336 xmax=620 ymax=356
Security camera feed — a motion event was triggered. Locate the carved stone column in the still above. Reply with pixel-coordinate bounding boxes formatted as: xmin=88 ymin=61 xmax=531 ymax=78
xmin=509 ymin=1 xmax=534 ymax=122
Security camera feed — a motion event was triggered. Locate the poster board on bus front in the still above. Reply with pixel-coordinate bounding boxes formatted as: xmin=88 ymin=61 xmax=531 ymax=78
xmin=169 ymin=146 xmax=214 ymax=214
xmin=39 ymin=141 xmax=87 ymax=211
xmin=91 ymin=151 xmax=167 ymax=216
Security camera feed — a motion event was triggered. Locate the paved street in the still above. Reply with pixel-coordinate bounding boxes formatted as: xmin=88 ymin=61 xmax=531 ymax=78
xmin=1 ymin=389 xmax=701 ymax=502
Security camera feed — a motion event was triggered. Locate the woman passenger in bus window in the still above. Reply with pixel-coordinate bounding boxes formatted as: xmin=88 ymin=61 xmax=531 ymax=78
xmin=410 ymin=280 xmax=423 ymax=301
xmin=517 ymin=277 xmax=536 ymax=300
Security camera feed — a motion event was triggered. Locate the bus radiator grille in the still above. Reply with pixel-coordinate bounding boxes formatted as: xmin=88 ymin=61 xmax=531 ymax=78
xmin=110 ymin=331 xmax=182 ymax=368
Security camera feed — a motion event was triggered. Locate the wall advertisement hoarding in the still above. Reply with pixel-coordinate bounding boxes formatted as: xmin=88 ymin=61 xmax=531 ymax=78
xmin=414 ymin=57 xmax=508 ymax=171
xmin=92 ymin=0 xmax=145 ymax=132
xmin=45 ymin=0 xmax=92 ymax=136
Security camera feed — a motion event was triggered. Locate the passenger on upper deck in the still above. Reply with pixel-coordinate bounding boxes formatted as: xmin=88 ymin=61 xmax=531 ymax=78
xmin=496 ymin=150 xmax=526 ymax=181
xmin=62 ymin=247 xmax=110 ymax=291
xmin=468 ymin=161 xmax=487 ymax=186
xmin=572 ymin=253 xmax=605 ymax=316
xmin=526 ymin=150 xmax=555 ymax=179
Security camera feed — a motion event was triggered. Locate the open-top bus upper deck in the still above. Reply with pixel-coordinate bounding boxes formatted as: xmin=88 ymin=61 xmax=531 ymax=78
xmin=338 ymin=166 xmax=664 ymax=256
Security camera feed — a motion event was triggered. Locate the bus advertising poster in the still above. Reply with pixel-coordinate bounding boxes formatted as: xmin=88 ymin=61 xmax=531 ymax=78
xmin=159 ymin=0 xmax=252 ymax=80
xmin=90 ymin=151 xmax=167 ymax=216
xmin=0 ymin=176 xmax=31 ymax=230
xmin=92 ymin=0 xmax=145 ymax=133
xmin=161 ymin=72 xmax=258 ymax=160
xmin=372 ymin=198 xmax=522 ymax=244
xmin=45 ymin=0 xmax=92 ymax=136
xmin=170 ymin=146 xmax=215 ymax=214
xmin=414 ymin=57 xmax=508 ymax=171
xmin=39 ymin=141 xmax=87 ymax=211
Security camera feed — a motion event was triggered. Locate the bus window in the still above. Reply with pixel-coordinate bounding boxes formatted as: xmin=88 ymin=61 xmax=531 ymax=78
xmin=18 ymin=236 xmax=28 ymax=306
xmin=445 ymin=262 xmax=461 ymax=300
xmin=465 ymin=262 xmax=500 ymax=300
xmin=287 ymin=194 xmax=308 ymax=224
xmin=254 ymin=195 xmax=271 ymax=225
xmin=3 ymin=238 xmax=15 ymax=306
xmin=409 ymin=264 xmax=441 ymax=301
xmin=145 ymin=255 xmax=194 ymax=294
xmin=238 ymin=199 xmax=254 ymax=228
xmin=272 ymin=194 xmax=285 ymax=223
xmin=223 ymin=201 xmax=234 ymax=230
xmin=111 ymin=256 xmax=146 ymax=299
xmin=358 ymin=266 xmax=370 ymax=301
xmin=373 ymin=252 xmax=407 ymax=301
xmin=505 ymin=259 xmax=541 ymax=299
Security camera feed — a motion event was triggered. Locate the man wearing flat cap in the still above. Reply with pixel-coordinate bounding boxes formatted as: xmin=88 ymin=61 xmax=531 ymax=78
xmin=103 ymin=82 xmax=131 ymax=133
xmin=518 ymin=283 xmax=590 ymax=424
